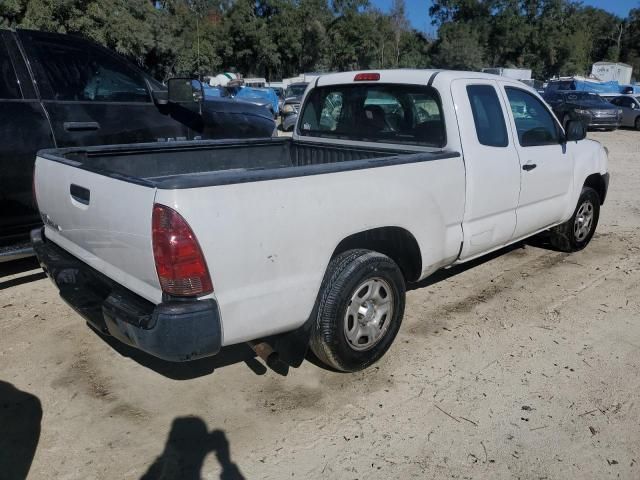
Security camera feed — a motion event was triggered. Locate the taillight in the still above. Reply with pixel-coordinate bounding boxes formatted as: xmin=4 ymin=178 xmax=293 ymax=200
xmin=354 ymin=72 xmax=380 ymax=81
xmin=32 ymin=166 xmax=38 ymax=210
xmin=152 ymin=204 xmax=213 ymax=297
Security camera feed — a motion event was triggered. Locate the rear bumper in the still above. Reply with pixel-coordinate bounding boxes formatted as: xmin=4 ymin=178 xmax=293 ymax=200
xmin=31 ymin=228 xmax=222 ymax=362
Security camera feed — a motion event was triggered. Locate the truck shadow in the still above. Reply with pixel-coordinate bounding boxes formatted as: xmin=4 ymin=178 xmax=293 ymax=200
xmin=0 ymin=380 xmax=42 ymax=480
xmin=0 ymin=256 xmax=46 ymax=290
xmin=408 ymin=235 xmax=561 ymax=291
xmin=408 ymin=242 xmax=526 ymax=291
xmin=88 ymin=325 xmax=271 ymax=380
xmin=140 ymin=417 xmax=245 ymax=480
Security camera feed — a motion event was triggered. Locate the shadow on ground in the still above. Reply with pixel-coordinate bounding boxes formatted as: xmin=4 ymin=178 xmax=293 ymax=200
xmin=0 ymin=256 xmax=45 ymax=291
xmin=141 ymin=417 xmax=245 ymax=480
xmin=89 ymin=325 xmax=272 ymax=379
xmin=0 ymin=381 xmax=42 ymax=480
xmin=408 ymin=235 xmax=561 ymax=292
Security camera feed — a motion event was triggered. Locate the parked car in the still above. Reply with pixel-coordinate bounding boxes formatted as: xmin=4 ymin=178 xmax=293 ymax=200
xmin=0 ymin=28 xmax=275 ymax=261
xmin=608 ymin=95 xmax=640 ymax=130
xmin=32 ymin=70 xmax=608 ymax=373
xmin=269 ymin=85 xmax=285 ymax=111
xmin=543 ymin=90 xmax=622 ymax=131
xmin=235 ymin=86 xmax=279 ymax=117
xmin=280 ymin=82 xmax=308 ymax=131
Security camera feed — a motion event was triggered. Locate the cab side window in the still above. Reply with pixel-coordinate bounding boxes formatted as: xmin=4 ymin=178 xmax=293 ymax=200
xmin=0 ymin=37 xmax=21 ymax=99
xmin=24 ymin=34 xmax=150 ymax=103
xmin=505 ymin=87 xmax=560 ymax=147
xmin=466 ymin=84 xmax=508 ymax=147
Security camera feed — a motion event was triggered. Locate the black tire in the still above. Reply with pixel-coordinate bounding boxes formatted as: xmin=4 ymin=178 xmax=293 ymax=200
xmin=635 ymin=116 xmax=640 ymax=131
xmin=310 ymin=249 xmax=406 ymax=372
xmin=549 ymin=187 xmax=600 ymax=252
xmin=562 ymin=114 xmax=571 ymax=131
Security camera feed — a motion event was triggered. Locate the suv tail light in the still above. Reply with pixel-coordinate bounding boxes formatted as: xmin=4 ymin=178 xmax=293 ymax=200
xmin=152 ymin=204 xmax=213 ymax=297
xmin=32 ymin=166 xmax=38 ymax=210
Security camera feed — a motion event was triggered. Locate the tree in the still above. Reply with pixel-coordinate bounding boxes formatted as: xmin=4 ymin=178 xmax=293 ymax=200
xmin=433 ymin=22 xmax=486 ymax=70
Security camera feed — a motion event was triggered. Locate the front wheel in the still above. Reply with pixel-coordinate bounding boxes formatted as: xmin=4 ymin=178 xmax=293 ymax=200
xmin=549 ymin=187 xmax=600 ymax=252
xmin=310 ymin=249 xmax=406 ymax=372
xmin=635 ymin=116 xmax=640 ymax=131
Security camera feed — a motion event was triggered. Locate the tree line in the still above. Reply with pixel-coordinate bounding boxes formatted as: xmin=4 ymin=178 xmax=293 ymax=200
xmin=0 ymin=0 xmax=638 ymax=82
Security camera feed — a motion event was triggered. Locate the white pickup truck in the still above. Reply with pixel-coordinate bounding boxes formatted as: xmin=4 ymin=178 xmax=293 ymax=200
xmin=32 ymin=70 xmax=609 ymax=372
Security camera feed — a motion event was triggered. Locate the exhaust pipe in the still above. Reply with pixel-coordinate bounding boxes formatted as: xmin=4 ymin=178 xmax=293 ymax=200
xmin=248 ymin=340 xmax=288 ymax=374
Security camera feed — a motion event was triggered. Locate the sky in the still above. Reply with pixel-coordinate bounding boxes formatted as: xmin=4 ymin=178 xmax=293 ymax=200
xmin=369 ymin=0 xmax=640 ymax=34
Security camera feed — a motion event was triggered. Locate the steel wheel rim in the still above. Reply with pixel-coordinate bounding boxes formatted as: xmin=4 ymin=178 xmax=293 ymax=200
xmin=343 ymin=277 xmax=394 ymax=351
xmin=574 ymin=200 xmax=594 ymax=242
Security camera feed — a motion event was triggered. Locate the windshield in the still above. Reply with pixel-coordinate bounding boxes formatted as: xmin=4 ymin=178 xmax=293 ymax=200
xmin=285 ymin=84 xmax=308 ymax=98
xmin=299 ymin=83 xmax=445 ymax=147
xmin=565 ymin=92 xmax=607 ymax=104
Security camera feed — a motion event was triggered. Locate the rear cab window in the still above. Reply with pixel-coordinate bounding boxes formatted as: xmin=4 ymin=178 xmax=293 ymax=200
xmin=466 ymin=85 xmax=508 ymax=147
xmin=299 ymin=83 xmax=446 ymax=148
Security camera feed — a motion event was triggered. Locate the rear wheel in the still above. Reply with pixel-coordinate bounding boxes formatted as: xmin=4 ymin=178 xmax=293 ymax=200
xmin=549 ymin=187 xmax=600 ymax=252
xmin=310 ymin=249 xmax=405 ymax=372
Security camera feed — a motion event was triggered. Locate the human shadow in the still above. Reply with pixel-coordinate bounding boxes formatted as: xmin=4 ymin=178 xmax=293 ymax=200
xmin=141 ymin=417 xmax=245 ymax=480
xmin=0 ymin=380 xmax=43 ymax=480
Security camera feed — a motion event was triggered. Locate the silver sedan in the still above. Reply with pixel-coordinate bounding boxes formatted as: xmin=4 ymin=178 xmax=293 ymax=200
xmin=609 ymin=95 xmax=640 ymax=130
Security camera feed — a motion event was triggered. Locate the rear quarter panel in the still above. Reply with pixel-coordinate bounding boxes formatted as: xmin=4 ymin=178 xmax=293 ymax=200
xmin=155 ymin=157 xmax=465 ymax=345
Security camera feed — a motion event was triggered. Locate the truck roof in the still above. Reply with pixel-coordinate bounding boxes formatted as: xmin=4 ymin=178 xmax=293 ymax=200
xmin=315 ymin=69 xmax=518 ymax=88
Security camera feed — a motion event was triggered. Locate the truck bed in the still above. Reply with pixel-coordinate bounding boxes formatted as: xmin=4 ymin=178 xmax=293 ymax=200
xmin=34 ymin=135 xmax=464 ymax=343
xmin=37 ymin=137 xmax=451 ymax=189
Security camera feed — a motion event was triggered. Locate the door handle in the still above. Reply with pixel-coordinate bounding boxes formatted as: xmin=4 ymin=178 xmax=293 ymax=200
xmin=522 ymin=163 xmax=537 ymax=171
xmin=63 ymin=121 xmax=100 ymax=132
xmin=70 ymin=184 xmax=90 ymax=205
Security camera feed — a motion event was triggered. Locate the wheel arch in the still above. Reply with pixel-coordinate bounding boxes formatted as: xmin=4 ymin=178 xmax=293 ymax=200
xmin=331 ymin=227 xmax=422 ymax=282
xmin=583 ymin=173 xmax=607 ymax=205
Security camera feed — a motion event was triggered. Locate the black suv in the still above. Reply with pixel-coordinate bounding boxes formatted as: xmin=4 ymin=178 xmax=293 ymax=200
xmin=0 ymin=29 xmax=275 ymax=260
xmin=543 ymin=90 xmax=622 ymax=131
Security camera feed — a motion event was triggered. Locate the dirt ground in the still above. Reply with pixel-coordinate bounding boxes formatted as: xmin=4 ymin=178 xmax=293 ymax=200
xmin=1 ymin=129 xmax=639 ymax=480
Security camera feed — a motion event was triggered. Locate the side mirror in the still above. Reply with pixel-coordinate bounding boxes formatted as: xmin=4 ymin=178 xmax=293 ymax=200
xmin=565 ymin=120 xmax=586 ymax=142
xmin=168 ymin=78 xmax=204 ymax=104
xmin=151 ymin=89 xmax=168 ymax=105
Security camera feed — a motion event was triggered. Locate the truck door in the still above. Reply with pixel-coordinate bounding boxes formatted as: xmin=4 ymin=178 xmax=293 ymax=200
xmin=451 ymin=79 xmax=521 ymax=259
xmin=0 ymin=31 xmax=54 ymax=244
xmin=500 ymin=85 xmax=574 ymax=239
xmin=16 ymin=29 xmax=190 ymax=148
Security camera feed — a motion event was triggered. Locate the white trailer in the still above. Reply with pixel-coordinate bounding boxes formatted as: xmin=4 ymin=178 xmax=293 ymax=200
xmin=591 ymin=62 xmax=633 ymax=84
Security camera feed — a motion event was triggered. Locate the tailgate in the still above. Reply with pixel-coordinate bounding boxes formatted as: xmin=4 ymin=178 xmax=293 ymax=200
xmin=34 ymin=155 xmax=162 ymax=303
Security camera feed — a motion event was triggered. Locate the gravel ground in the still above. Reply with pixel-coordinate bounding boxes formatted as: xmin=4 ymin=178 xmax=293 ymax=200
xmin=1 ymin=129 xmax=639 ymax=480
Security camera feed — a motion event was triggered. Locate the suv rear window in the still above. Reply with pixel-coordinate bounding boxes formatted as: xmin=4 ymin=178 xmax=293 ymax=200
xmin=299 ymin=84 xmax=445 ymax=147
